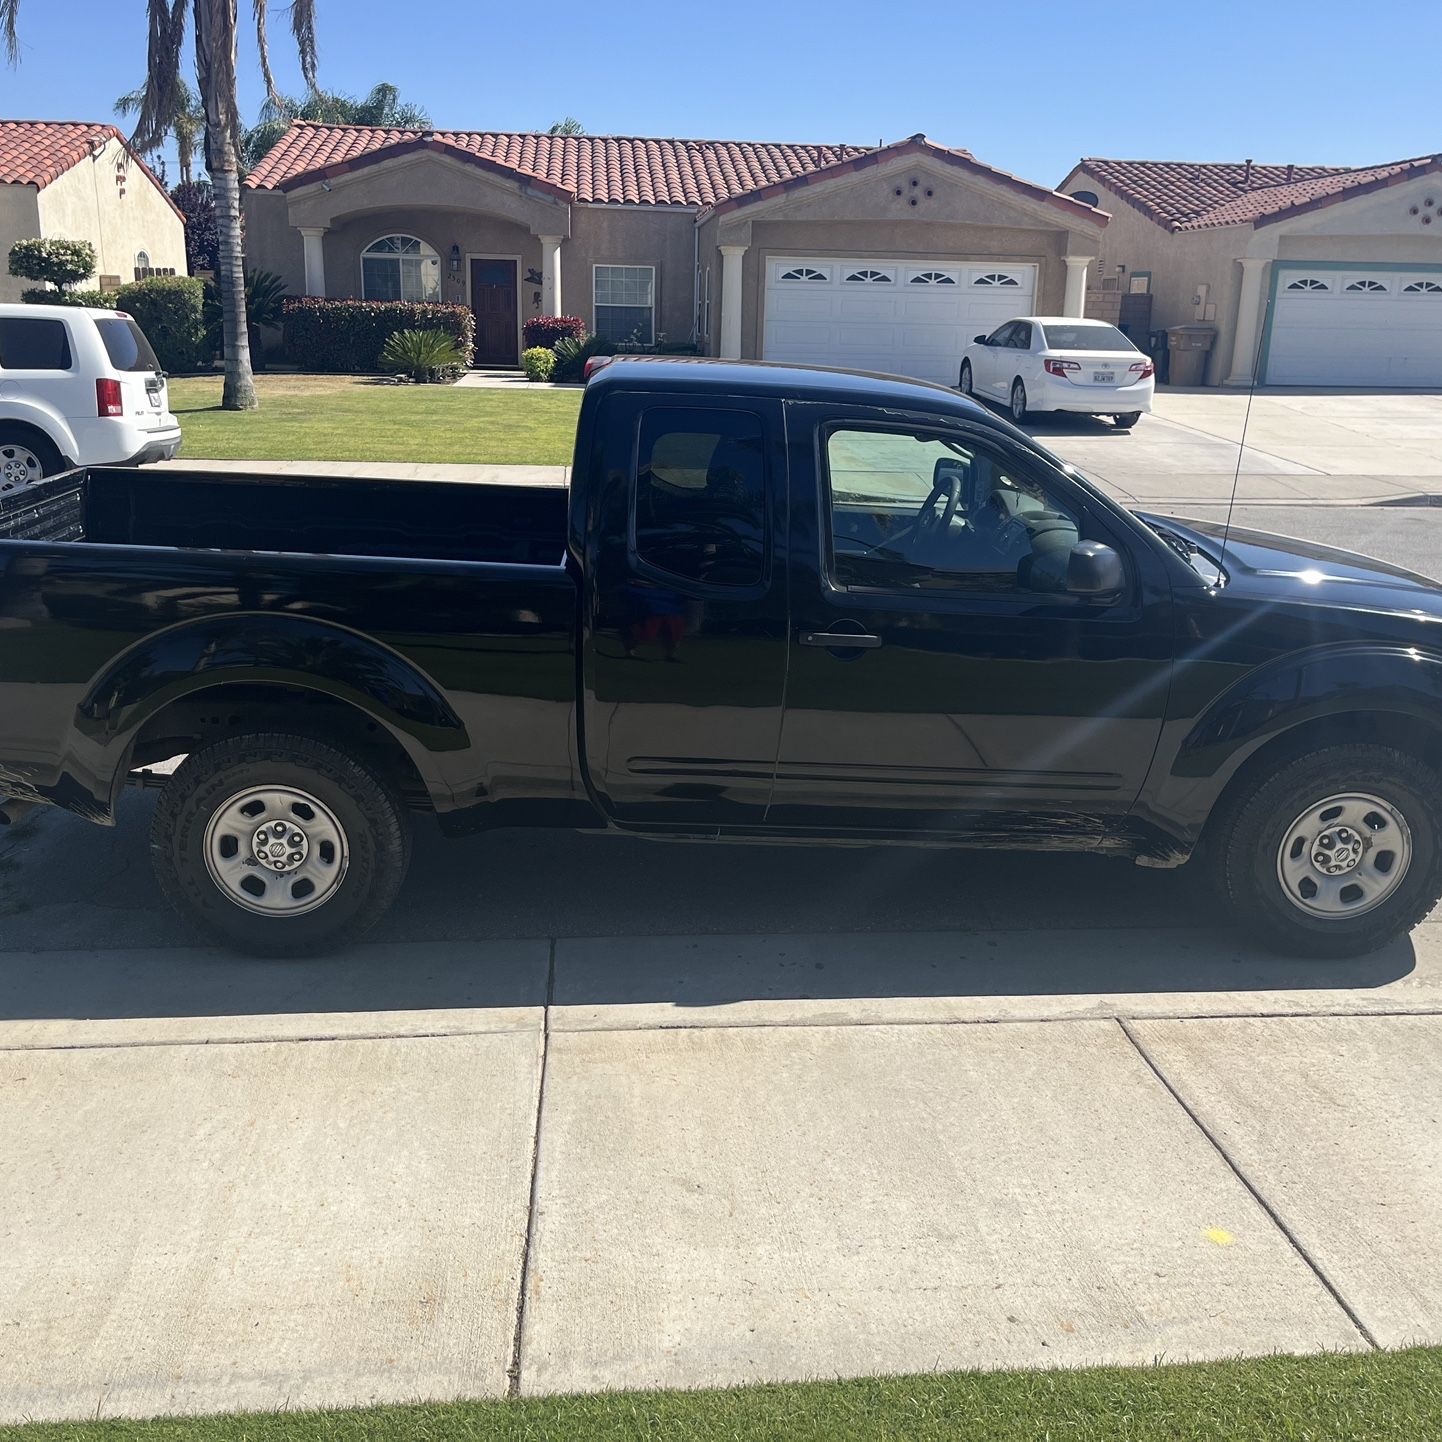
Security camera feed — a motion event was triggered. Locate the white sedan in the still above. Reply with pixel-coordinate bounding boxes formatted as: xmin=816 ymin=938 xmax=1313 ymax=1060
xmin=958 ymin=316 xmax=1154 ymax=429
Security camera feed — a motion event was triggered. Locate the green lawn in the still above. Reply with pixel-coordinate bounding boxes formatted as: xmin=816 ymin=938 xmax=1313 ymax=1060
xmin=168 ymin=375 xmax=582 ymax=466
xmin=6 ymin=1349 xmax=1442 ymax=1442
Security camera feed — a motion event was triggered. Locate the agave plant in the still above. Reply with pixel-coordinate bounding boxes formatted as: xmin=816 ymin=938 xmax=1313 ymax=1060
xmin=203 ymin=269 xmax=290 ymax=367
xmin=552 ymin=332 xmax=612 ymax=383
xmin=380 ymin=328 xmax=466 ymax=383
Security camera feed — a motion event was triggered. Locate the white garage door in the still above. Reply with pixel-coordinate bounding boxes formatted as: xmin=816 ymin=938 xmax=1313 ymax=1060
xmin=1266 ymin=268 xmax=1442 ymax=386
xmin=762 ymin=257 xmax=1037 ymax=385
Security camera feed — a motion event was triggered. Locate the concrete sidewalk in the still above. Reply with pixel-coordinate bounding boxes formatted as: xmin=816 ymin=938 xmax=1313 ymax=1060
xmin=3 ymin=924 xmax=1441 ymax=1422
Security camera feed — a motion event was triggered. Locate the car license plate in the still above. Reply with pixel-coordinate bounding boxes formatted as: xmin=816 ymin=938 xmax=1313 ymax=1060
xmin=1093 ymin=370 xmax=1115 ymax=384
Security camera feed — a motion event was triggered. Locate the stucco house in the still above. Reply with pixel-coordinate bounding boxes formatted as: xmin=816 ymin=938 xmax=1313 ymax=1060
xmin=0 ymin=120 xmax=188 ymax=302
xmin=1060 ymin=154 xmax=1442 ymax=387
xmin=242 ymin=123 xmax=1109 ymax=384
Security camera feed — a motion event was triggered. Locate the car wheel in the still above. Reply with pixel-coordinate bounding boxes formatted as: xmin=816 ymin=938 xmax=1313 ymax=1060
xmin=1211 ymin=743 xmax=1442 ymax=957
xmin=151 ymin=732 xmax=411 ymax=957
xmin=1009 ymin=379 xmax=1028 ymax=424
xmin=0 ymin=429 xmax=63 ymax=493
xmin=959 ymin=360 xmax=973 ymax=395
xmin=1114 ymin=413 xmax=1142 ymax=430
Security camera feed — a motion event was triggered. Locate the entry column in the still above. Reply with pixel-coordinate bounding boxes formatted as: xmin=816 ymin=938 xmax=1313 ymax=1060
xmin=1224 ymin=257 xmax=1271 ymax=386
xmin=719 ymin=245 xmax=747 ymax=359
xmin=539 ymin=236 xmax=564 ymax=318
xmin=1062 ymin=256 xmax=1091 ymax=317
xmin=299 ymin=226 xmax=328 ymax=296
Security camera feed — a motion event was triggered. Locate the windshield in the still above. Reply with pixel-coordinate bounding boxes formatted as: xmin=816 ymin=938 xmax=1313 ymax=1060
xmin=1042 ymin=323 xmax=1137 ymax=353
xmin=95 ymin=316 xmax=162 ymax=373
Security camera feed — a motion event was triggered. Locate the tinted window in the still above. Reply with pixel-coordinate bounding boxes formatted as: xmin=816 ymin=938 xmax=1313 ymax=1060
xmin=1011 ymin=323 xmax=1033 ymax=349
xmin=986 ymin=323 xmax=1015 ymax=346
xmin=1041 ymin=323 xmax=1137 ymax=352
xmin=0 ymin=317 xmax=72 ymax=370
xmin=96 ymin=316 xmax=161 ymax=372
xmin=634 ymin=407 xmax=766 ymax=587
xmin=827 ymin=427 xmax=1089 ymax=596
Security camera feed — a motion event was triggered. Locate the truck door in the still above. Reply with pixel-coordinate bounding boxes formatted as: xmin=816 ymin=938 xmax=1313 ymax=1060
xmin=768 ymin=405 xmax=1173 ymax=837
xmin=579 ymin=391 xmax=788 ymax=827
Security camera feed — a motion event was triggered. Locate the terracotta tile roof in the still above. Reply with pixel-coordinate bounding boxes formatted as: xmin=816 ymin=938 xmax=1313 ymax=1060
xmin=0 ymin=119 xmax=184 ymax=219
xmin=0 ymin=119 xmax=126 ymax=187
xmin=245 ymin=121 xmax=877 ymax=206
xmin=703 ymin=134 xmax=1107 ymax=226
xmin=1075 ymin=154 xmax=1442 ymax=231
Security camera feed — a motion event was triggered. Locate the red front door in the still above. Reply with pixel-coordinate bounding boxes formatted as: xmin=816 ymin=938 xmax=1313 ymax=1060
xmin=470 ymin=259 xmax=518 ymax=366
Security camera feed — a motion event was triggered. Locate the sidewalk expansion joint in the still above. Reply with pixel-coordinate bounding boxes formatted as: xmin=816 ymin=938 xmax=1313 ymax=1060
xmin=507 ymin=938 xmax=556 ymax=1399
xmin=0 ymin=1023 xmax=540 ymax=1053
xmin=1116 ymin=1016 xmax=1380 ymax=1350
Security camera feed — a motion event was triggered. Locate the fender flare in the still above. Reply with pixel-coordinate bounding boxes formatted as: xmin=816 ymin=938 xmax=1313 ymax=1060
xmin=70 ymin=613 xmax=470 ymax=813
xmin=0 ymin=396 xmax=78 ymax=465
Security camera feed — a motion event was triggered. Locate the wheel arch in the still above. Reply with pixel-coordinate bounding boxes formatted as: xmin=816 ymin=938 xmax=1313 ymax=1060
xmin=0 ymin=412 xmax=75 ymax=469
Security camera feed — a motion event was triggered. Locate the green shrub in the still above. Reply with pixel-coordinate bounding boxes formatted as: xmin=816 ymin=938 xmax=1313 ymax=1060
xmin=21 ymin=287 xmax=118 ymax=308
xmin=552 ymin=332 xmax=612 ymax=383
xmin=522 ymin=315 xmax=587 ymax=350
xmin=379 ymin=328 xmax=466 ymax=383
xmin=7 ymin=237 xmax=97 ymax=293
xmin=521 ymin=346 xmax=557 ymax=382
xmin=115 ymin=275 xmax=208 ymax=373
xmin=283 ymin=298 xmax=476 ymax=373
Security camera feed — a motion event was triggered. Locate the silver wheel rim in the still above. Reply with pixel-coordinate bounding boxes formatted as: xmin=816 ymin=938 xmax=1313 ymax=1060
xmin=960 ymin=364 xmax=971 ymax=394
xmin=1275 ymin=790 xmax=1412 ymax=919
xmin=202 ymin=785 xmax=350 ymax=917
xmin=1011 ymin=383 xmax=1025 ymax=420
xmin=0 ymin=443 xmax=42 ymax=491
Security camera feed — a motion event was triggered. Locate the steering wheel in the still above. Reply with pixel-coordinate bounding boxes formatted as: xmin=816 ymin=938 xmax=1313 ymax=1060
xmin=915 ymin=473 xmax=962 ymax=539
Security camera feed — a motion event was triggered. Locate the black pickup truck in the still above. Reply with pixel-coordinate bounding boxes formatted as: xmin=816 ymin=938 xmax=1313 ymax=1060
xmin=3 ymin=358 xmax=1442 ymax=958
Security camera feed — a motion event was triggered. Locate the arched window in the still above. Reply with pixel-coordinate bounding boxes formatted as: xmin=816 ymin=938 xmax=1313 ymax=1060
xmin=779 ymin=266 xmax=829 ymax=282
xmin=844 ymin=268 xmax=894 ymax=283
xmin=909 ymin=269 xmax=957 ymax=285
xmin=1344 ymin=278 xmax=1387 ymax=293
xmin=973 ymin=272 xmax=1020 ymax=287
xmin=1285 ymin=277 xmax=1330 ymax=292
xmin=135 ymin=249 xmax=151 ymax=271
xmin=1404 ymin=279 xmax=1442 ymax=293
xmin=1070 ymin=189 xmax=1100 ymax=208
xmin=361 ymin=234 xmax=442 ymax=303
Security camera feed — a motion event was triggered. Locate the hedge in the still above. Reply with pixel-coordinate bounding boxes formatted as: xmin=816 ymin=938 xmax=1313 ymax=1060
xmin=283 ymin=298 xmax=476 ymax=372
xmin=522 ymin=315 xmax=586 ymax=350
xmin=115 ymin=275 xmax=209 ymax=373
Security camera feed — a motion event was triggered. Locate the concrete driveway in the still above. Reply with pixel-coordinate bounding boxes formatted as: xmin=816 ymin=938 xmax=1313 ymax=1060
xmin=4 ymin=798 xmax=1442 ymax=1422
xmin=1019 ymin=388 xmax=1442 ymax=506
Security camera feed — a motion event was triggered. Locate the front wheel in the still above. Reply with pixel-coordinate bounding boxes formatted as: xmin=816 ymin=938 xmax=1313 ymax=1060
xmin=1212 ymin=743 xmax=1442 ymax=957
xmin=151 ymin=732 xmax=411 ymax=956
xmin=1009 ymin=379 xmax=1028 ymax=424
xmin=1113 ymin=412 xmax=1142 ymax=430
xmin=959 ymin=360 xmax=974 ymax=396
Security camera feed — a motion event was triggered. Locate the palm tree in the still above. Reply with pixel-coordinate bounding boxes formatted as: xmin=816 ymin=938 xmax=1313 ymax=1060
xmin=2 ymin=0 xmax=318 ymax=412
xmin=115 ymin=74 xmax=204 ymax=185
xmin=242 ymin=81 xmax=430 ymax=169
xmin=548 ymin=117 xmax=586 ymax=136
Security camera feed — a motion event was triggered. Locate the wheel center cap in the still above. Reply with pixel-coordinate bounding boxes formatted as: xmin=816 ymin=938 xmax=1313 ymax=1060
xmin=252 ymin=819 xmax=309 ymax=873
xmin=1312 ymin=825 xmax=1365 ymax=875
xmin=2 ymin=460 xmax=28 ymax=485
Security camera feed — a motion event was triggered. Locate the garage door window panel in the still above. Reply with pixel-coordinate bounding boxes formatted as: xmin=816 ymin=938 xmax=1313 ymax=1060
xmin=1404 ymin=280 xmax=1442 ymax=294
xmin=632 ymin=407 xmax=768 ymax=590
xmin=595 ymin=265 xmax=656 ymax=346
xmin=1285 ymin=277 xmax=1331 ymax=292
xmin=1344 ymin=279 xmax=1388 ymax=293
xmin=825 ymin=426 xmax=1090 ymax=597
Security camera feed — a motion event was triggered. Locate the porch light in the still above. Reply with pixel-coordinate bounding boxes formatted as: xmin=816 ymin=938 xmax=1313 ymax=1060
xmin=449 ymin=245 xmax=461 ymax=274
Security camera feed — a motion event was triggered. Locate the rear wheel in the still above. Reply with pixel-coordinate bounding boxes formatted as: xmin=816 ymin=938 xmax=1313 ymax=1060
xmin=959 ymin=360 xmax=974 ymax=395
xmin=0 ymin=428 xmax=62 ymax=492
xmin=1114 ymin=412 xmax=1142 ymax=430
xmin=151 ymin=732 xmax=411 ymax=956
xmin=1212 ymin=743 xmax=1442 ymax=957
xmin=1009 ymin=379 xmax=1028 ymax=424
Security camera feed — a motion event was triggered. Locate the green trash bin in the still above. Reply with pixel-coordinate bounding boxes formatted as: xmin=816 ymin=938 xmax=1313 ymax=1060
xmin=1166 ymin=325 xmax=1217 ymax=386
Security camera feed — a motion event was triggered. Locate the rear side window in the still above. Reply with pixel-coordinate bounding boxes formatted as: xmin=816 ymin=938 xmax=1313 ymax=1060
xmin=633 ymin=407 xmax=767 ymax=588
xmin=0 ymin=317 xmax=72 ymax=370
xmin=95 ymin=316 xmax=161 ymax=373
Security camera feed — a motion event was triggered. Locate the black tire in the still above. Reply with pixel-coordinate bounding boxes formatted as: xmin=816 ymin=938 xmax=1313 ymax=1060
xmin=1114 ymin=412 xmax=1142 ymax=430
xmin=959 ymin=360 xmax=973 ymax=396
xmin=1210 ymin=743 xmax=1442 ymax=957
xmin=1009 ymin=379 xmax=1028 ymax=424
xmin=151 ymin=732 xmax=411 ymax=957
xmin=0 ymin=427 xmax=63 ymax=493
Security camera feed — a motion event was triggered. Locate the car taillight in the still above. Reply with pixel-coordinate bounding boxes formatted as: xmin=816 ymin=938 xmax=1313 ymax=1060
xmin=583 ymin=356 xmax=614 ymax=381
xmin=1043 ymin=359 xmax=1081 ymax=377
xmin=96 ymin=378 xmax=124 ymax=417
xmin=1129 ymin=360 xmax=1155 ymax=380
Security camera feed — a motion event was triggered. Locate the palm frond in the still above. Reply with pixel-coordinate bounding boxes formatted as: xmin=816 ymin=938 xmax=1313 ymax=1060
xmin=290 ymin=0 xmax=318 ymax=92
xmin=1 ymin=0 xmax=20 ymax=66
xmin=131 ymin=0 xmax=189 ymax=156
xmin=252 ymin=0 xmax=279 ymax=107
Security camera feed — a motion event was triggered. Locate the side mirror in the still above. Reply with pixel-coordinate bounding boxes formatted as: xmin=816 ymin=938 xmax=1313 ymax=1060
xmin=1067 ymin=541 xmax=1124 ymax=598
xmin=973 ymin=334 xmax=989 ymax=345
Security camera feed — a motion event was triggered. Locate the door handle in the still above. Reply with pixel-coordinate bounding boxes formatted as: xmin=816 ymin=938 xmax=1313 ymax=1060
xmin=800 ymin=629 xmax=883 ymax=650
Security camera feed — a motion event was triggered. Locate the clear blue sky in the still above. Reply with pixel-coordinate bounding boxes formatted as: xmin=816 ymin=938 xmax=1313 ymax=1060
xmin=4 ymin=0 xmax=1439 ymax=186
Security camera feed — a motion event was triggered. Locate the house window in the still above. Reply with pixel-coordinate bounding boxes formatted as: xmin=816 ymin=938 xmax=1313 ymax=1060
xmin=844 ymin=268 xmax=893 ymax=283
xmin=595 ymin=264 xmax=655 ymax=345
xmin=1404 ymin=279 xmax=1442 ymax=293
xmin=1344 ymin=278 xmax=1388 ymax=293
xmin=778 ymin=266 xmax=828 ymax=282
xmin=909 ymin=270 xmax=957 ymax=285
xmin=361 ymin=234 xmax=442 ymax=303
xmin=972 ymin=272 xmax=1021 ymax=287
xmin=135 ymin=250 xmax=150 ymax=271
xmin=1285 ymin=277 xmax=1330 ymax=292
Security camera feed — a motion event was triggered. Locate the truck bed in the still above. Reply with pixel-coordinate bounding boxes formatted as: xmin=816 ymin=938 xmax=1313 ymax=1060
xmin=0 ymin=466 xmax=567 ymax=566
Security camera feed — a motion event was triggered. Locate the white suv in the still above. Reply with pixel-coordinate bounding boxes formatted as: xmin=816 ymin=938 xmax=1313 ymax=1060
xmin=0 ymin=303 xmax=181 ymax=491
